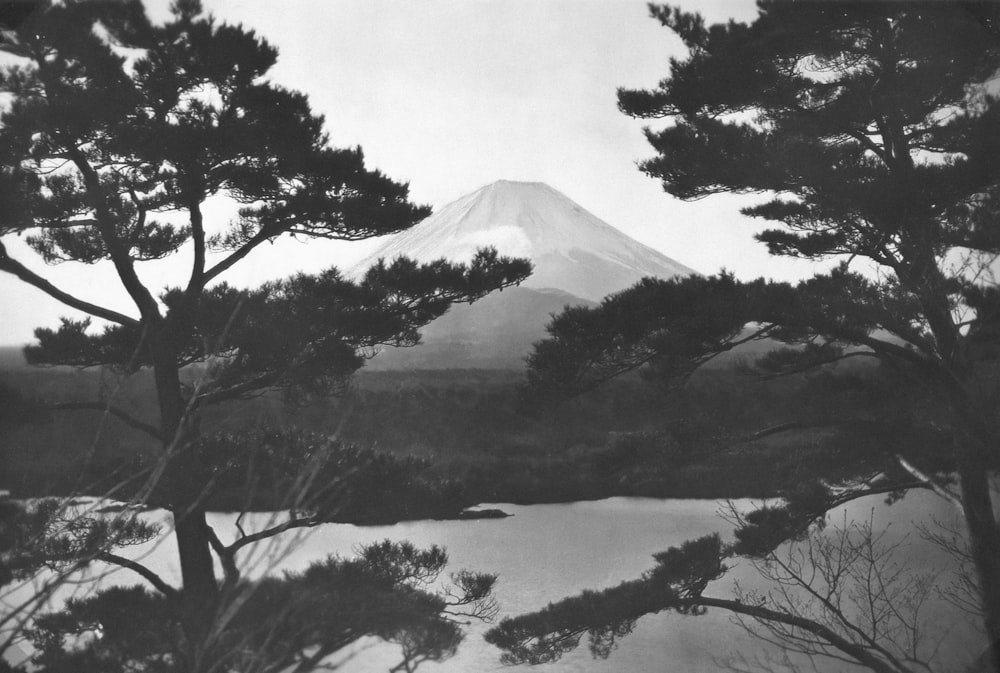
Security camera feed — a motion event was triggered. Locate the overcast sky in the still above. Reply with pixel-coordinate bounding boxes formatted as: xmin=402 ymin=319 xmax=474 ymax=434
xmin=1 ymin=0 xmax=834 ymax=346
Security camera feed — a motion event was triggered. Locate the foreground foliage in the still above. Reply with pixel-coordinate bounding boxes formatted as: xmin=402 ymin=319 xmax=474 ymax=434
xmin=487 ymin=511 xmax=965 ymax=673
xmin=0 ymin=429 xmax=501 ymax=672
xmin=0 ymin=1 xmax=528 ymax=669
xmin=3 ymin=496 xmax=495 ymax=673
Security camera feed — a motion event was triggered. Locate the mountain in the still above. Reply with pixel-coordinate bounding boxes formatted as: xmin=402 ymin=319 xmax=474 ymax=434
xmin=365 ymin=286 xmax=594 ymax=370
xmin=352 ymin=181 xmax=695 ymax=302
xmin=356 ymin=181 xmax=695 ymax=370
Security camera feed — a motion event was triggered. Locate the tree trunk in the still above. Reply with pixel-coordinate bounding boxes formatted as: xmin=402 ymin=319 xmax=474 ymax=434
xmin=959 ymin=461 xmax=1000 ymax=673
xmin=150 ymin=328 xmax=220 ymax=669
xmin=943 ymin=341 xmax=1000 ymax=673
xmin=174 ymin=508 xmax=220 ymax=669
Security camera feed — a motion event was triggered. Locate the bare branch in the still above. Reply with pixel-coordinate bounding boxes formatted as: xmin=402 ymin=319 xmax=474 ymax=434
xmin=96 ymin=552 xmax=178 ymax=597
xmin=50 ymin=401 xmax=163 ymax=441
xmin=0 ymin=241 xmax=139 ymax=327
xmin=225 ymin=516 xmax=323 ymax=557
xmin=693 ymin=596 xmax=908 ymax=673
xmin=205 ymin=524 xmax=239 ymax=585
xmin=201 ymin=225 xmax=281 ymax=287
xmin=846 ymin=130 xmax=888 ymax=162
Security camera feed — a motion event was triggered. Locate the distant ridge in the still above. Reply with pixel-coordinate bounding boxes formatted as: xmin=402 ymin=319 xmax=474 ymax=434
xmin=353 ymin=180 xmax=695 ymax=302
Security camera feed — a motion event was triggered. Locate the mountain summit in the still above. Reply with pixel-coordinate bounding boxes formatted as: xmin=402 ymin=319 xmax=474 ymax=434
xmin=354 ymin=181 xmax=695 ymax=369
xmin=353 ymin=181 xmax=695 ymax=301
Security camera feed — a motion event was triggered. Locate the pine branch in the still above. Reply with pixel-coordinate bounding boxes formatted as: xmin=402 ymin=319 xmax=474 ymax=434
xmin=96 ymin=552 xmax=178 ymax=597
xmin=0 ymin=241 xmax=139 ymax=327
xmin=193 ymin=335 xmax=346 ymax=406
xmin=754 ymin=350 xmax=881 ymax=380
xmin=201 ymin=224 xmax=282 ymax=287
xmin=225 ymin=515 xmax=323 ymax=557
xmin=194 ymin=371 xmax=280 ymax=406
xmin=825 ymin=480 xmax=929 ymax=509
xmin=50 ymin=402 xmax=163 ymax=441
xmin=848 ymin=333 xmax=942 ymax=376
xmin=846 ymin=130 xmax=888 ymax=163
xmin=64 ymin=147 xmax=161 ymax=319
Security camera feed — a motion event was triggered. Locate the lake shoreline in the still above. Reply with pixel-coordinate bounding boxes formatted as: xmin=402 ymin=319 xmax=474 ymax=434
xmin=2 ymin=420 xmax=898 ymax=520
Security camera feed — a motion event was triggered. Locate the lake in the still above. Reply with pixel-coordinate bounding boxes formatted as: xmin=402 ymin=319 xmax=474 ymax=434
xmin=4 ymin=491 xmax=985 ymax=672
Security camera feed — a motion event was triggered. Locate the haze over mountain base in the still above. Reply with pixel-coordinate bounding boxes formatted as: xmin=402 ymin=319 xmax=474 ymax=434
xmin=367 ymin=287 xmax=595 ymax=370
xmin=356 ymin=181 xmax=695 ymax=369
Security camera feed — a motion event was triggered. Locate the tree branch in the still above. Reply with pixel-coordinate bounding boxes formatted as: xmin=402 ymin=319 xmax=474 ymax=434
xmin=201 ymin=224 xmax=281 ymax=287
xmin=194 ymin=371 xmax=281 ymax=406
xmin=847 ymin=332 xmax=942 ymax=377
xmin=755 ymin=350 xmax=881 ymax=380
xmin=847 ymin=129 xmax=888 ymax=163
xmin=50 ymin=401 xmax=163 ymax=441
xmin=96 ymin=552 xmax=178 ymax=597
xmin=205 ymin=523 xmax=239 ymax=584
xmin=894 ymin=454 xmax=964 ymax=511
xmin=760 ymin=536 xmax=914 ymax=673
xmin=193 ymin=333 xmax=338 ymax=406
xmin=65 ymin=147 xmax=160 ymax=319
xmin=224 ymin=515 xmax=323 ymax=557
xmin=692 ymin=596 xmax=908 ymax=673
xmin=825 ymin=479 xmax=929 ymax=510
xmin=0 ymin=241 xmax=139 ymax=327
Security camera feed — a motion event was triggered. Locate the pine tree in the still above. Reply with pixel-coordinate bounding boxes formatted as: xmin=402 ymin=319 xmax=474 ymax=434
xmin=500 ymin=2 xmax=1000 ymax=671
xmin=0 ymin=1 xmax=529 ymax=670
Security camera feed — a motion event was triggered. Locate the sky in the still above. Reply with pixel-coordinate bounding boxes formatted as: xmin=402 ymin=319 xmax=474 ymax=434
xmin=0 ymin=0 xmax=835 ymax=346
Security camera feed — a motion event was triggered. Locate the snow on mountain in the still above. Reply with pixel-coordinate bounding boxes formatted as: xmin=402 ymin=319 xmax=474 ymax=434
xmin=352 ymin=180 xmax=696 ymax=369
xmin=352 ymin=180 xmax=695 ymax=301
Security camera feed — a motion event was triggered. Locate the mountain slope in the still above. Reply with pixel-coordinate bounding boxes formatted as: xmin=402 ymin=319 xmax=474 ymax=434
xmin=353 ymin=180 xmax=695 ymax=302
xmin=355 ymin=180 xmax=695 ymax=369
xmin=366 ymin=286 xmax=594 ymax=370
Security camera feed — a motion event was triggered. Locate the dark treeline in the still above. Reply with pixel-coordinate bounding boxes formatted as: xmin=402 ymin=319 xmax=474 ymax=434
xmin=1 ymin=357 xmax=948 ymax=509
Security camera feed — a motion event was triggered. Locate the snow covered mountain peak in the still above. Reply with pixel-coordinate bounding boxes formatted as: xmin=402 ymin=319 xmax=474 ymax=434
xmin=352 ymin=180 xmax=695 ymax=302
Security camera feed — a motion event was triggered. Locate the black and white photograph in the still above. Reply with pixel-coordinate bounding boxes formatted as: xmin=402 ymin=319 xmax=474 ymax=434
xmin=1 ymin=1 xmax=998 ymax=671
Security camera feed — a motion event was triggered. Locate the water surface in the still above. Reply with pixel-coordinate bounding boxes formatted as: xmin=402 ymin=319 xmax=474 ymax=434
xmin=5 ymin=492 xmax=982 ymax=672
xmin=197 ymin=492 xmax=980 ymax=672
